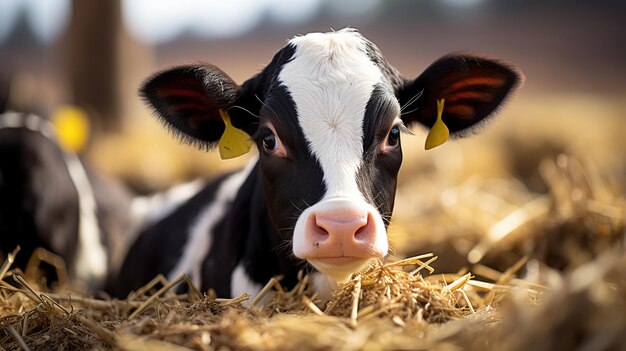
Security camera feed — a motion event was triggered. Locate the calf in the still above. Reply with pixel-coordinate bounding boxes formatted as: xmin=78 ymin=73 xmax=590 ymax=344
xmin=114 ymin=29 xmax=521 ymax=298
xmin=0 ymin=111 xmax=135 ymax=289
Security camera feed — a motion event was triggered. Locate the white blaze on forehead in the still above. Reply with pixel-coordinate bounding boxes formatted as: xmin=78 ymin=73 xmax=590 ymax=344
xmin=279 ymin=29 xmax=383 ymax=198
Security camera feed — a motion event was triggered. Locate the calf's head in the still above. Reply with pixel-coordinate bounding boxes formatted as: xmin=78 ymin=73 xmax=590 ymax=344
xmin=141 ymin=29 xmax=521 ymax=283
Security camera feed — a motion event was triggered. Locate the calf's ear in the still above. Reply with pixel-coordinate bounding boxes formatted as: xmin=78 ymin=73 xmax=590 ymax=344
xmin=140 ymin=64 xmax=257 ymax=152
xmin=398 ymin=54 xmax=522 ymax=137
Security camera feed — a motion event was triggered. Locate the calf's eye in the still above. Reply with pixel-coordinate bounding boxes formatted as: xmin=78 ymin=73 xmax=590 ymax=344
xmin=387 ymin=126 xmax=400 ymax=147
xmin=260 ymin=126 xmax=287 ymax=158
xmin=263 ymin=133 xmax=277 ymax=151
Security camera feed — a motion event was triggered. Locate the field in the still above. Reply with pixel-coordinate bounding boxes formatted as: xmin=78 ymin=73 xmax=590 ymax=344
xmin=1 ymin=90 xmax=624 ymax=350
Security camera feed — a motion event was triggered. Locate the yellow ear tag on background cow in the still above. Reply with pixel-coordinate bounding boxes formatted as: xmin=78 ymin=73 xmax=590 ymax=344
xmin=51 ymin=105 xmax=90 ymax=153
xmin=218 ymin=109 xmax=253 ymax=159
xmin=425 ymin=98 xmax=449 ymax=150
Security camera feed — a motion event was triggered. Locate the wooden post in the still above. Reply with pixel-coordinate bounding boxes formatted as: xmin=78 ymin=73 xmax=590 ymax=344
xmin=66 ymin=0 xmax=122 ymax=132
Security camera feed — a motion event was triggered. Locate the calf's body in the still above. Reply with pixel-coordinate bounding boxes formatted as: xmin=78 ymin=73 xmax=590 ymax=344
xmin=0 ymin=112 xmax=135 ymax=289
xmin=115 ymin=161 xmax=299 ymax=298
xmin=114 ymin=29 xmax=521 ymax=298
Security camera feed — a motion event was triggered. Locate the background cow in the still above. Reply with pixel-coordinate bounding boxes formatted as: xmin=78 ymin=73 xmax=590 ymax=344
xmin=0 ymin=110 xmax=136 ymax=290
xmin=112 ymin=29 xmax=521 ymax=299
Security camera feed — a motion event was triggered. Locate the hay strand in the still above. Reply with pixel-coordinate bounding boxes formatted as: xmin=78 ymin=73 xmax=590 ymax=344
xmin=6 ymin=324 xmax=31 ymax=351
xmin=128 ymin=274 xmax=188 ymax=319
xmin=0 ymin=153 xmax=623 ymax=350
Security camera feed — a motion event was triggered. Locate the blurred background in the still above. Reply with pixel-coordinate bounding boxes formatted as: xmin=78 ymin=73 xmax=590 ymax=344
xmin=1 ymin=0 xmax=624 ymax=270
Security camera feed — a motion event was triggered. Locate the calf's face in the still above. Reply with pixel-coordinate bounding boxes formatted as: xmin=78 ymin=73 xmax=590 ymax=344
xmin=141 ymin=29 xmax=521 ymax=283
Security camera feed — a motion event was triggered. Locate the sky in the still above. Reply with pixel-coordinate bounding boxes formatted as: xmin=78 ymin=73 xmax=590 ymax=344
xmin=0 ymin=0 xmax=492 ymax=45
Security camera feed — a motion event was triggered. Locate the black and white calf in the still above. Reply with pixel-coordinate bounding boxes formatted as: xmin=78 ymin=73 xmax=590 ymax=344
xmin=113 ymin=29 xmax=521 ymax=298
xmin=0 ymin=112 xmax=135 ymax=289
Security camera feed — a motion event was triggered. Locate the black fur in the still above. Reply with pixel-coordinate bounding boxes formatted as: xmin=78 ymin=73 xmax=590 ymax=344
xmin=0 ymin=127 xmax=79 ymax=271
xmin=398 ymin=54 xmax=523 ymax=136
xmin=358 ymin=84 xmax=403 ymax=226
xmin=140 ymin=64 xmax=241 ymax=149
xmin=115 ymin=30 xmax=521 ymax=297
xmin=0 ymin=113 xmax=134 ymax=289
xmin=110 ymin=173 xmax=232 ymax=297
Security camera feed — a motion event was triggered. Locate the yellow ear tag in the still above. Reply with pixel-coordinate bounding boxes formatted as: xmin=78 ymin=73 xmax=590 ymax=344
xmin=51 ymin=105 xmax=90 ymax=153
xmin=425 ymin=98 xmax=449 ymax=150
xmin=218 ymin=109 xmax=253 ymax=159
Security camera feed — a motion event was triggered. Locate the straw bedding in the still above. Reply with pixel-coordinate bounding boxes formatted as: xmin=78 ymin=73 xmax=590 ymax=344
xmin=1 ymin=154 xmax=624 ymax=351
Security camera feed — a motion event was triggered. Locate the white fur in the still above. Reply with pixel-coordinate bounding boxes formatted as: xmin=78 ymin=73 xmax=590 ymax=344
xmin=231 ymin=263 xmax=263 ymax=305
xmin=66 ymin=153 xmax=108 ymax=286
xmin=311 ymin=272 xmax=338 ymax=302
xmin=131 ymin=179 xmax=206 ymax=229
xmin=167 ymin=158 xmax=257 ymax=287
xmin=0 ymin=112 xmax=56 ymax=139
xmin=280 ymin=29 xmax=383 ymax=199
xmin=0 ymin=112 xmax=20 ymax=128
xmin=280 ymin=30 xmax=389 ymax=281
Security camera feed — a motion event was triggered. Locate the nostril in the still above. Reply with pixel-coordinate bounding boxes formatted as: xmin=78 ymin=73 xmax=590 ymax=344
xmin=310 ymin=214 xmax=330 ymax=242
xmin=314 ymin=223 xmax=329 ymax=237
xmin=354 ymin=213 xmax=373 ymax=241
xmin=316 ymin=226 xmax=329 ymax=235
xmin=313 ymin=215 xmax=327 ymax=232
xmin=354 ymin=224 xmax=367 ymax=239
